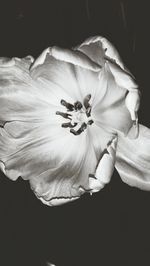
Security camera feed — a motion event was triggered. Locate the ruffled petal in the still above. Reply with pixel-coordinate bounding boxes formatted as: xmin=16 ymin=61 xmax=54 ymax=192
xmin=116 ymin=125 xmax=150 ymax=190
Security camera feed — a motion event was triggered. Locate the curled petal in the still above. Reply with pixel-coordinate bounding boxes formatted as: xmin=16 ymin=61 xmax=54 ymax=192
xmin=89 ymin=136 xmax=118 ymax=193
xmin=116 ymin=125 xmax=150 ymax=190
xmin=77 ymin=35 xmax=125 ymax=69
xmin=50 ymin=46 xmax=101 ymax=71
xmin=31 ymin=46 xmax=101 ymax=73
xmin=125 ymin=90 xmax=140 ymax=122
xmin=105 ymin=59 xmax=140 ymax=129
xmin=106 ymin=59 xmax=138 ymax=90
xmin=30 ymin=48 xmax=50 ymax=70
xmin=75 ymin=36 xmax=105 ymax=67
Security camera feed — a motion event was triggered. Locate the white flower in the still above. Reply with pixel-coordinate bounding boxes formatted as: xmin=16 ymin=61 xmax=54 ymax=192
xmin=0 ymin=36 xmax=149 ymax=206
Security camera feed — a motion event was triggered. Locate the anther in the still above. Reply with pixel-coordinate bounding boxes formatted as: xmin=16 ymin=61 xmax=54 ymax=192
xmin=70 ymin=129 xmax=80 ymax=135
xmin=61 ymin=122 xmax=77 ymax=128
xmin=86 ymin=107 xmax=91 ymax=117
xmin=84 ymin=94 xmax=91 ymax=109
xmin=56 ymin=111 xmax=72 ymax=119
xmin=70 ymin=122 xmax=87 ymax=135
xmin=80 ymin=122 xmax=87 ymax=131
xmin=74 ymin=101 xmax=83 ymax=111
xmin=60 ymin=99 xmax=74 ymax=111
xmin=87 ymin=119 xmax=94 ymax=125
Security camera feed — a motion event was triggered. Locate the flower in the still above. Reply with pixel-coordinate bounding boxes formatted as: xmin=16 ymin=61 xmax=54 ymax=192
xmin=0 ymin=36 xmax=150 ymax=206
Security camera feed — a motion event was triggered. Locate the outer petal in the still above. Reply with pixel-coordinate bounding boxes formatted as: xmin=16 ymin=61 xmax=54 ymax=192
xmin=115 ymin=125 xmax=150 ymax=190
xmin=76 ymin=36 xmax=140 ymax=137
xmin=75 ymin=36 xmax=105 ymax=67
xmin=79 ymin=36 xmax=124 ymax=68
xmin=31 ymin=46 xmax=101 ymax=72
xmin=92 ymin=65 xmax=133 ymax=136
xmin=88 ymin=136 xmax=118 ymax=193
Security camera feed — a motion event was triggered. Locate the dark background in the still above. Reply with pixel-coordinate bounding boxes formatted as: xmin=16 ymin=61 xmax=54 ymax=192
xmin=0 ymin=1 xmax=150 ymax=266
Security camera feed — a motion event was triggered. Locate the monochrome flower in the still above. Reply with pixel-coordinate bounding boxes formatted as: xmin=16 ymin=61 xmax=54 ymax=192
xmin=0 ymin=36 xmax=149 ymax=206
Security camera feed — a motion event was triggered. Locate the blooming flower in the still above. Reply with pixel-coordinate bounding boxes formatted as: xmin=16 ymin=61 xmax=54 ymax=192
xmin=0 ymin=36 xmax=150 ymax=206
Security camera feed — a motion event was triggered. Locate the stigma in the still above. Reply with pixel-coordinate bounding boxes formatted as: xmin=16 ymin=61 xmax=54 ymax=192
xmin=56 ymin=94 xmax=94 ymax=135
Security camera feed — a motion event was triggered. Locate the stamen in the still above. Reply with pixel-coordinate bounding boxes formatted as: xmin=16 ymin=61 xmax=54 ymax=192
xmin=87 ymin=119 xmax=94 ymax=125
xmin=70 ymin=122 xmax=87 ymax=135
xmin=57 ymin=94 xmax=94 ymax=136
xmin=86 ymin=107 xmax=91 ymax=117
xmin=74 ymin=101 xmax=83 ymax=110
xmin=60 ymin=99 xmax=74 ymax=111
xmin=56 ymin=111 xmax=72 ymax=119
xmin=83 ymin=94 xmax=91 ymax=109
xmin=61 ymin=122 xmax=77 ymax=128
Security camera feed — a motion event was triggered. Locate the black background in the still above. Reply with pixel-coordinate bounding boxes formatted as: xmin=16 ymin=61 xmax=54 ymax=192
xmin=0 ymin=1 xmax=150 ymax=266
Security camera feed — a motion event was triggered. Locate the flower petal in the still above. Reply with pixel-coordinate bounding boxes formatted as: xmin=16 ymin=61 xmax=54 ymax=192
xmin=89 ymin=136 xmax=118 ymax=192
xmin=30 ymin=55 xmax=83 ymax=102
xmin=93 ymin=65 xmax=133 ymax=135
xmin=76 ymin=35 xmax=124 ymax=69
xmin=75 ymin=36 xmax=105 ymax=67
xmin=30 ymin=46 xmax=101 ymax=72
xmin=49 ymin=46 xmax=101 ymax=71
xmin=75 ymin=37 xmax=134 ymax=135
xmin=0 ymin=57 xmax=15 ymax=67
xmin=29 ymin=132 xmax=99 ymax=205
xmin=116 ymin=125 xmax=150 ymax=190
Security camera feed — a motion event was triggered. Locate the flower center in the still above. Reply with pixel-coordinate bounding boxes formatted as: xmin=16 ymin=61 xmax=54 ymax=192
xmin=56 ymin=94 xmax=94 ymax=135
